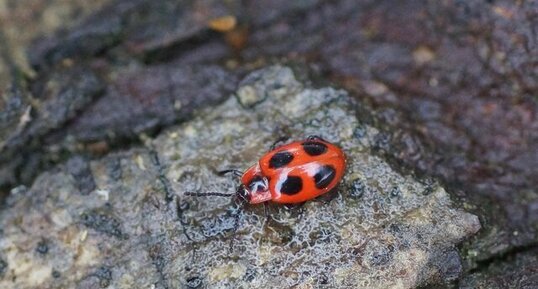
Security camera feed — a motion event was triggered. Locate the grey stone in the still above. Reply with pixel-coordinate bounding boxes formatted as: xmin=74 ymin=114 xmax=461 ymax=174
xmin=0 ymin=66 xmax=480 ymax=288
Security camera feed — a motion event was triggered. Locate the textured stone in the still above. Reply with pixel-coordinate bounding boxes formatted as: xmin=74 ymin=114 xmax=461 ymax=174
xmin=0 ymin=66 xmax=480 ymax=288
xmin=460 ymin=249 xmax=538 ymax=289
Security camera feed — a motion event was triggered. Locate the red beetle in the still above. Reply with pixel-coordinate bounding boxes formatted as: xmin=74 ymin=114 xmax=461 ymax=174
xmin=186 ymin=136 xmax=346 ymax=204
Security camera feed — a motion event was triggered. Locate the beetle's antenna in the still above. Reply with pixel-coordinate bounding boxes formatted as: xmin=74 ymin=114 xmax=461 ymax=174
xmin=184 ymin=191 xmax=235 ymax=197
xmin=217 ymin=169 xmax=243 ymax=177
xmin=270 ymin=136 xmax=290 ymax=150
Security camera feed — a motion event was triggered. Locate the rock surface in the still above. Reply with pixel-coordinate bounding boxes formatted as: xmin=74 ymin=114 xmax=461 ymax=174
xmin=460 ymin=249 xmax=538 ymax=289
xmin=0 ymin=66 xmax=480 ymax=288
xmin=0 ymin=0 xmax=240 ymax=194
xmin=1 ymin=0 xmax=536 ymax=286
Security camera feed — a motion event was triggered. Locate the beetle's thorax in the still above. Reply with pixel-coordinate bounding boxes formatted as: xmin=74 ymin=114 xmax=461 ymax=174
xmin=246 ymin=175 xmax=271 ymax=204
xmin=241 ymin=164 xmax=272 ymax=204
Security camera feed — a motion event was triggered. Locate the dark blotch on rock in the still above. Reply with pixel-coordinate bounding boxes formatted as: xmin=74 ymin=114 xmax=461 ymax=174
xmin=280 ymin=176 xmax=303 ymax=195
xmin=353 ymin=126 xmax=367 ymax=139
xmin=420 ymin=179 xmax=436 ymax=196
xmin=439 ymin=250 xmax=463 ymax=282
xmin=372 ymin=133 xmax=391 ymax=152
xmin=370 ymin=245 xmax=394 ymax=266
xmin=67 ymin=156 xmax=96 ymax=195
xmin=302 ymin=141 xmax=328 ymax=156
xmin=316 ymin=272 xmax=330 ymax=285
xmin=80 ymin=210 xmax=125 ymax=239
xmin=36 ymin=239 xmax=49 ymax=255
xmin=0 ymin=258 xmax=7 ymax=277
xmin=52 ymin=270 xmax=61 ymax=278
xmin=186 ymin=276 xmax=202 ymax=288
xmin=269 ymin=151 xmax=294 ymax=169
xmin=106 ymin=157 xmax=122 ymax=181
xmin=349 ymin=179 xmax=366 ymax=198
xmin=388 ymin=224 xmax=401 ymax=233
xmin=389 ymin=186 xmax=401 ymax=197
xmin=314 ymin=165 xmax=336 ymax=189
xmin=244 ymin=268 xmax=256 ymax=282
xmin=93 ymin=266 xmax=112 ymax=288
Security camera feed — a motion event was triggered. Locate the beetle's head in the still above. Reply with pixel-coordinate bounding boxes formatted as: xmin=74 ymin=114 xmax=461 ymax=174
xmin=239 ymin=175 xmax=271 ymax=204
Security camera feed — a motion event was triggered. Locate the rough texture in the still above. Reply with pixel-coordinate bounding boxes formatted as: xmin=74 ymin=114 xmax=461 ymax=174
xmin=0 ymin=66 xmax=480 ymax=288
xmin=190 ymin=0 xmax=537 ymax=268
xmin=59 ymin=64 xmax=237 ymax=143
xmin=0 ymin=0 xmax=536 ymax=286
xmin=460 ymin=249 xmax=538 ymax=289
xmin=0 ymin=0 xmax=240 ymax=194
xmin=0 ymin=62 xmax=237 ymax=193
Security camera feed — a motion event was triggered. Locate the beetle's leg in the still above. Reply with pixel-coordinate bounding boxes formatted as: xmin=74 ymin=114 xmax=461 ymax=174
xmin=262 ymin=202 xmax=272 ymax=229
xmin=229 ymin=214 xmax=240 ymax=252
xmin=184 ymin=191 xmax=234 ymax=197
xmin=282 ymin=202 xmax=307 ymax=219
xmin=264 ymin=203 xmax=270 ymax=220
xmin=217 ymin=169 xmax=243 ymax=178
xmin=229 ymin=200 xmax=245 ymax=253
xmin=316 ymin=186 xmax=341 ymax=204
xmin=270 ymin=136 xmax=290 ymax=150
xmin=283 ymin=202 xmax=306 ymax=210
xmin=175 ymin=197 xmax=194 ymax=242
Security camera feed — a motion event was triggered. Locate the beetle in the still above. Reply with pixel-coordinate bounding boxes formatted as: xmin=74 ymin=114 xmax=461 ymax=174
xmin=186 ymin=135 xmax=346 ymax=204
xmin=184 ymin=135 xmax=346 ymax=248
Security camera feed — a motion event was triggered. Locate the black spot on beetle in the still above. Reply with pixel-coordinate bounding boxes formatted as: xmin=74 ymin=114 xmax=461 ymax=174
xmin=302 ymin=141 xmax=328 ymax=156
xmin=280 ymin=176 xmax=303 ymax=195
xmin=314 ymin=165 xmax=336 ymax=189
xmin=269 ymin=151 xmax=294 ymax=168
